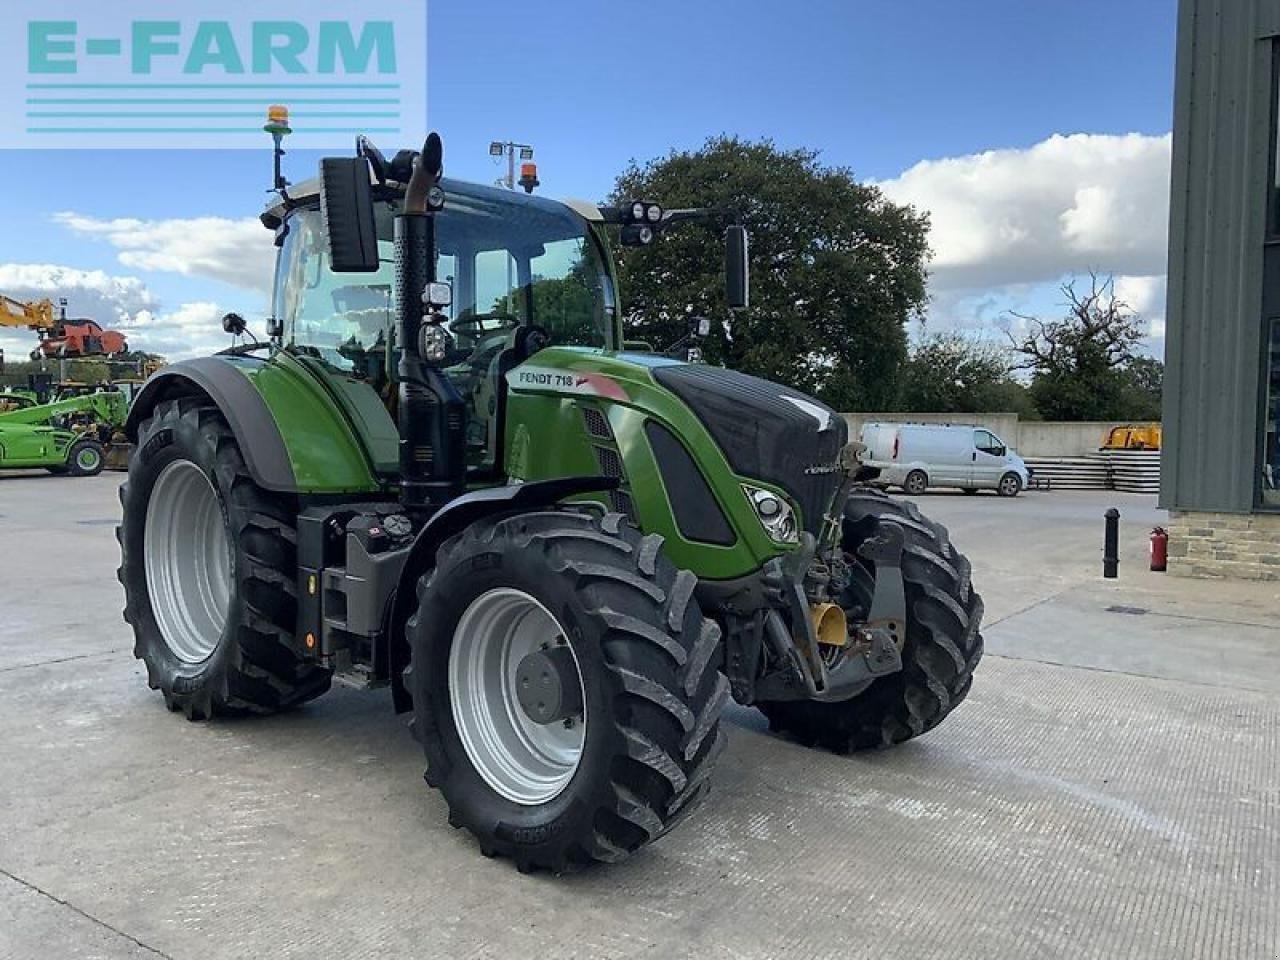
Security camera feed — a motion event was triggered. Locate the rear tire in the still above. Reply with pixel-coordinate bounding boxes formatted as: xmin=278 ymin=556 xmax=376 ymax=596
xmin=407 ymin=510 xmax=729 ymax=871
xmin=903 ymin=470 xmax=928 ymax=496
xmin=758 ymin=489 xmax=983 ymax=752
xmin=118 ymin=398 xmax=332 ymax=720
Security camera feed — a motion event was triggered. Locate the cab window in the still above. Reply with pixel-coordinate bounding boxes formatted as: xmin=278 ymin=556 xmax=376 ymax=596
xmin=974 ymin=430 xmax=1006 ymax=456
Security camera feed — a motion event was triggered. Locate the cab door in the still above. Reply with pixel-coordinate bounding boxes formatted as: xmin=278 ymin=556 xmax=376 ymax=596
xmin=971 ymin=429 xmax=1009 ymax=488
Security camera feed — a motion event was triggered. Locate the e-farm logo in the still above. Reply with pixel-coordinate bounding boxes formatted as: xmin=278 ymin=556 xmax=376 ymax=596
xmin=2 ymin=1 xmax=426 ymax=149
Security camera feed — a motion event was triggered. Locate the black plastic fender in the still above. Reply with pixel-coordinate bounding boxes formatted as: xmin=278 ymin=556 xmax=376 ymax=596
xmin=125 ymin=357 xmax=295 ymax=491
xmin=387 ymin=474 xmax=619 ymax=712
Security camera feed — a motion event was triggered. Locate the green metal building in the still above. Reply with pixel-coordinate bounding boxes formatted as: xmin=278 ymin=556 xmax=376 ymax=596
xmin=1164 ymin=0 xmax=1280 ymax=577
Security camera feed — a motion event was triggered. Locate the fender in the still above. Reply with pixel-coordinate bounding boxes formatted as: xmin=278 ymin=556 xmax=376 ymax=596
xmin=126 ymin=357 xmax=295 ymax=491
xmin=386 ymin=474 xmax=619 ymax=712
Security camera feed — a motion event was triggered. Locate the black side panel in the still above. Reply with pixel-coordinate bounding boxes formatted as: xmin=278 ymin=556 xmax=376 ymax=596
xmin=125 ymin=358 xmax=296 ymax=492
xmin=652 ymin=363 xmax=846 ymax=535
xmin=645 ymin=421 xmax=736 ymax=546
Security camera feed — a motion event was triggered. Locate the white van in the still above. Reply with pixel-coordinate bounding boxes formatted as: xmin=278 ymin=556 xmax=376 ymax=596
xmin=860 ymin=422 xmax=1031 ymax=497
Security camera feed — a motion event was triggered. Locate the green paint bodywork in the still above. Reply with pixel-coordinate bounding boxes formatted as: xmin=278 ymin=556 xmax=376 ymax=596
xmin=0 ymin=390 xmax=126 ymax=428
xmin=0 ymin=422 xmax=79 ymax=469
xmin=216 ymin=341 xmax=794 ymax=580
xmin=221 ymin=353 xmax=387 ymax=495
xmin=504 ymin=347 xmax=793 ymax=580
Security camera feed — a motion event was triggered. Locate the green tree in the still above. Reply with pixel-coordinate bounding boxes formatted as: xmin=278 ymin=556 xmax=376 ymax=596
xmin=610 ymin=137 xmax=930 ymax=410
xmin=1117 ymin=355 xmax=1163 ymax=421
xmin=898 ymin=332 xmax=1035 ymax=416
xmin=1009 ymin=273 xmax=1150 ymax=421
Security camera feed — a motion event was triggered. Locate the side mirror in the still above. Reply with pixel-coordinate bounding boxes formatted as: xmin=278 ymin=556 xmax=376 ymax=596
xmin=320 ymin=157 xmax=379 ymax=273
xmin=725 ymin=225 xmax=749 ymax=311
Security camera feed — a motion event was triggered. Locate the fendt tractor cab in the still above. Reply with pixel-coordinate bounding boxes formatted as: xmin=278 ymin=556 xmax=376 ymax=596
xmin=118 ymin=115 xmax=983 ymax=871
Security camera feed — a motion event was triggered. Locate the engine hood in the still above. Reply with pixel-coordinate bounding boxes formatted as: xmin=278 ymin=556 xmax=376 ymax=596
xmin=651 ymin=363 xmax=847 ymax=534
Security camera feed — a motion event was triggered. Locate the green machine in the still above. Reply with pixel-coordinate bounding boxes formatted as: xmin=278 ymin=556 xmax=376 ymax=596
xmin=118 ymin=129 xmax=983 ymax=871
xmin=0 ymin=390 xmax=123 ymax=476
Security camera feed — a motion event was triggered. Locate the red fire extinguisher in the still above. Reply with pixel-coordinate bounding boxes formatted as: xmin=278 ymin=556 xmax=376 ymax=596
xmin=1150 ymin=527 xmax=1168 ymax=572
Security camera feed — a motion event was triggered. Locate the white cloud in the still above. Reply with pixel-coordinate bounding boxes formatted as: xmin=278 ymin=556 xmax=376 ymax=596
xmin=878 ymin=133 xmax=1171 ymax=355
xmin=0 ymin=263 xmax=242 ymax=361
xmin=878 ymin=132 xmax=1171 ymax=292
xmin=52 ymin=213 xmax=273 ymax=293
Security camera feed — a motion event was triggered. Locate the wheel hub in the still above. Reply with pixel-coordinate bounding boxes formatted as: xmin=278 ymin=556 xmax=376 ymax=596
xmin=514 ymin=645 xmax=584 ymax=725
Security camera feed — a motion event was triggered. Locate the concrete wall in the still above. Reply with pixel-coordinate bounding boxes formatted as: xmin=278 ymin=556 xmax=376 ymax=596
xmin=841 ymin=413 xmax=1151 ymax=458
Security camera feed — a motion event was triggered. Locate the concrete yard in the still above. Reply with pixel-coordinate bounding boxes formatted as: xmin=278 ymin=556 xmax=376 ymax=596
xmin=1 ymin=473 xmax=1277 ymax=959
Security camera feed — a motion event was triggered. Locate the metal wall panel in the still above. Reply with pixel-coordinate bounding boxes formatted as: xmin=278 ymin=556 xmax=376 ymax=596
xmin=1163 ymin=0 xmax=1278 ymax=512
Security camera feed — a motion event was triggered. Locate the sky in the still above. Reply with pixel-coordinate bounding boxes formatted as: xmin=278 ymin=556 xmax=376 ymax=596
xmin=0 ymin=0 xmax=1178 ymax=363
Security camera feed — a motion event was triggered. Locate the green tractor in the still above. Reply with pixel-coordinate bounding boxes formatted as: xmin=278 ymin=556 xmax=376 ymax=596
xmin=0 ymin=389 xmax=123 ymax=476
xmin=118 ymin=130 xmax=982 ymax=871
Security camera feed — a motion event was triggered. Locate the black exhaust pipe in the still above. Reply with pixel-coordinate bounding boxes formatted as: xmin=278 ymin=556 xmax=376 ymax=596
xmin=395 ymin=133 xmax=467 ymax=514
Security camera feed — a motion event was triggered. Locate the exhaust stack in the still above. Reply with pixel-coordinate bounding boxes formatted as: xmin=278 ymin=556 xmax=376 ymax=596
xmin=395 ymin=134 xmax=467 ymax=513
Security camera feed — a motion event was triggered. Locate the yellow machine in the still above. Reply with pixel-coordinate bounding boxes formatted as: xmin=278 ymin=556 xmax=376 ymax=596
xmin=0 ymin=295 xmax=58 ymax=333
xmin=1101 ymin=424 xmax=1162 ymax=450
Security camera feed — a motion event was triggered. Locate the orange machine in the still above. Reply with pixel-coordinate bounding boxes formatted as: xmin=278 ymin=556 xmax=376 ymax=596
xmin=0 ymin=295 xmax=129 ymax=359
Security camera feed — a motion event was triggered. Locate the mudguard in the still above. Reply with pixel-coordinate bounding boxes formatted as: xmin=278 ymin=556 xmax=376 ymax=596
xmin=126 ymin=357 xmax=296 ymax=491
xmin=126 ymin=354 xmax=385 ymax=495
xmin=387 ymin=474 xmax=619 ymax=712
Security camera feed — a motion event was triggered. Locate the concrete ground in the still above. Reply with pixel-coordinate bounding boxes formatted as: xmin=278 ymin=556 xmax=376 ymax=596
xmin=0 ymin=473 xmax=1276 ymax=960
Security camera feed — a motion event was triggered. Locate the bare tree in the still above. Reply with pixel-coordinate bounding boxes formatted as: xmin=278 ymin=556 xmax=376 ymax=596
xmin=1007 ymin=272 xmax=1144 ymax=374
xmin=1004 ymin=272 xmax=1151 ymax=421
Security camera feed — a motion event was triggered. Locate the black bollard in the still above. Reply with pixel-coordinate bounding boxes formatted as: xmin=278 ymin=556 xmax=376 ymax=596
xmin=1103 ymin=507 xmax=1120 ymax=578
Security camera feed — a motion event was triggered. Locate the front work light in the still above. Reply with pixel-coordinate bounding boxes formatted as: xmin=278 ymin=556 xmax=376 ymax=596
xmin=743 ymin=485 xmax=798 ymax=544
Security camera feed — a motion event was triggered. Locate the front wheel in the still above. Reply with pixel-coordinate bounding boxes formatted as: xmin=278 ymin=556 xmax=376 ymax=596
xmin=997 ymin=472 xmax=1022 ymax=497
xmin=407 ymin=510 xmax=729 ymax=871
xmin=903 ymin=470 xmax=928 ymax=496
xmin=758 ymin=489 xmax=984 ymax=751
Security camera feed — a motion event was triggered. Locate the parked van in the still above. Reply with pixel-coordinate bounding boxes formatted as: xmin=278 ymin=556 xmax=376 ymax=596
xmin=860 ymin=422 xmax=1031 ymax=497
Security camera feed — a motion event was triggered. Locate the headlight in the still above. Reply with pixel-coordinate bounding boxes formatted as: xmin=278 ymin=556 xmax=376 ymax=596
xmin=743 ymin=485 xmax=798 ymax=544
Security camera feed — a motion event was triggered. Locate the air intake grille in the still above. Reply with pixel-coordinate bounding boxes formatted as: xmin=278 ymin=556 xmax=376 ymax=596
xmin=594 ymin=445 xmax=624 ymax=478
xmin=582 ymin=406 xmax=612 ymax=439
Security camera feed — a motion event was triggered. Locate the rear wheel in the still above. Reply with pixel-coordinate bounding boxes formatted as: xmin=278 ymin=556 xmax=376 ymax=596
xmin=408 ymin=510 xmax=729 ymax=871
xmin=118 ymin=398 xmax=331 ymax=720
xmin=903 ymin=470 xmax=928 ymax=496
xmin=758 ymin=489 xmax=983 ymax=752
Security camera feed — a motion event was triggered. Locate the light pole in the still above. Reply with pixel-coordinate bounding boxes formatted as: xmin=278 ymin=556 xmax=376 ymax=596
xmin=488 ymin=140 xmax=536 ymax=310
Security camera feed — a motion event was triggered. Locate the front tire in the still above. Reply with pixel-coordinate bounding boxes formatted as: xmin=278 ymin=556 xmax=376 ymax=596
xmin=998 ymin=472 xmax=1022 ymax=497
xmin=759 ymin=489 xmax=983 ymax=752
xmin=407 ymin=510 xmax=729 ymax=871
xmin=118 ymin=398 xmax=331 ymax=720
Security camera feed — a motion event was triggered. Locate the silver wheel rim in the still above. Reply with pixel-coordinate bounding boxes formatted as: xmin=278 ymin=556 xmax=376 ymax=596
xmin=1001 ymin=475 xmax=1019 ymax=495
xmin=908 ymin=473 xmax=925 ymax=494
xmin=143 ymin=460 xmax=232 ymax=664
xmin=448 ymin=588 xmax=586 ymax=805
xmin=77 ymin=446 xmax=99 ymax=471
